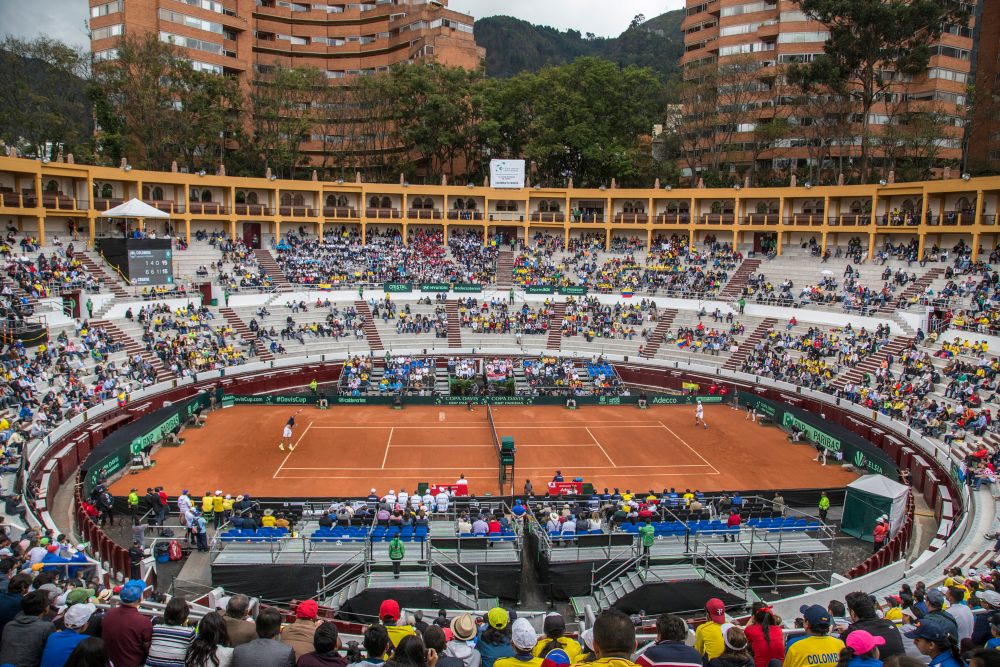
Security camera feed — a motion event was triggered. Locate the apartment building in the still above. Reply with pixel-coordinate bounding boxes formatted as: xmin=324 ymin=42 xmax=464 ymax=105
xmin=968 ymin=0 xmax=1000 ymax=174
xmin=679 ymin=0 xmax=975 ymax=179
xmin=88 ymin=0 xmax=484 ymax=165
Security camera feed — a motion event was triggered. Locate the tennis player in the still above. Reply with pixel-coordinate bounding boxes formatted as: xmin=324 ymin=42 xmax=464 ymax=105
xmin=695 ymin=400 xmax=707 ymax=429
xmin=279 ymin=410 xmax=302 ymax=451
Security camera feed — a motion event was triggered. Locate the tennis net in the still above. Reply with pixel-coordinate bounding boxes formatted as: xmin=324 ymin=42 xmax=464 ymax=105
xmin=486 ymin=403 xmax=502 ymax=463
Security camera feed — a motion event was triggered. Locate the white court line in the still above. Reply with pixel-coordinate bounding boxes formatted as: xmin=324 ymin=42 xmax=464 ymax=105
xmin=273 ymin=420 xmax=314 ymax=479
xmin=657 ymin=421 xmax=720 ymax=474
xmin=276 ymin=471 xmax=721 ymax=479
xmin=380 ymin=427 xmax=394 ymax=469
xmin=585 ymin=427 xmax=617 ymax=467
xmin=280 ymin=464 xmax=712 ymax=470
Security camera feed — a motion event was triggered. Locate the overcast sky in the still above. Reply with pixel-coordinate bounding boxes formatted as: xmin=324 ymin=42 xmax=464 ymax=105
xmin=449 ymin=1 xmax=683 ymax=36
xmin=0 ymin=0 xmax=684 ymax=48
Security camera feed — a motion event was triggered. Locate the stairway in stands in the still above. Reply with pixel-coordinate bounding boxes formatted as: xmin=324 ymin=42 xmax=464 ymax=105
xmin=91 ymin=319 xmax=173 ymax=382
xmin=2 ymin=277 xmax=37 ymax=311
xmin=220 ymin=307 xmax=274 ymax=362
xmin=720 ymin=258 xmax=761 ymax=300
xmin=640 ymin=309 xmax=678 ymax=359
xmin=252 ymin=249 xmax=293 ymax=292
xmin=878 ymin=267 xmax=944 ymax=314
xmin=445 ymin=300 xmax=462 ymax=348
xmin=496 ymin=251 xmax=516 ymax=287
xmin=832 ymin=336 xmax=914 ymax=390
xmin=546 ymin=302 xmax=567 ymax=350
xmin=79 ymin=253 xmax=129 ymax=298
xmin=722 ymin=317 xmax=777 ymax=372
xmin=353 ymin=301 xmax=384 ymax=351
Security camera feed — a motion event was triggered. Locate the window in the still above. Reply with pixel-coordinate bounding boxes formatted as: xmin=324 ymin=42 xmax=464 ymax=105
xmin=91 ymin=1 xmax=122 ymax=17
xmin=247 ymin=192 xmax=259 ymax=205
xmin=928 ymin=68 xmax=968 ymax=84
xmin=158 ymin=9 xmax=224 ymax=34
xmin=721 ymin=2 xmax=775 ymax=18
xmin=777 ymin=31 xmax=829 ymax=43
xmin=778 ymin=52 xmax=822 ymax=64
xmin=100 ymin=183 xmax=113 ymax=199
xmin=180 ymin=0 xmax=226 ymax=13
xmin=720 ymin=22 xmax=765 ymax=36
xmin=720 ymin=42 xmax=773 ymax=56
xmin=91 ymin=24 xmax=123 ymax=41
xmin=932 ymin=45 xmax=970 ymax=60
xmin=496 ymin=201 xmax=518 ymax=212
xmin=191 ymin=61 xmax=223 ymax=75
xmin=93 ymin=48 xmax=118 ymax=62
xmin=160 ymin=31 xmax=224 ymax=56
xmin=779 ymin=10 xmax=809 ymax=21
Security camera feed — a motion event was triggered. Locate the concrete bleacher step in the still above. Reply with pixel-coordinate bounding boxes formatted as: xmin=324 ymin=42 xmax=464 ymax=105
xmin=641 ymin=308 xmax=678 ymax=359
xmin=91 ymin=319 xmax=173 ymax=382
xmin=496 ymin=250 xmax=515 ymax=287
xmin=220 ymin=307 xmax=275 ymax=362
xmin=723 ymin=318 xmax=777 ymax=371
xmin=353 ymin=301 xmax=384 ymax=351
xmin=252 ymin=248 xmax=292 ymax=291
xmin=832 ymin=335 xmax=915 ymax=390
xmin=878 ymin=267 xmax=944 ymax=313
xmin=546 ymin=302 xmax=567 ymax=350
xmin=446 ymin=300 xmax=462 ymax=348
xmin=720 ymin=258 xmax=761 ymax=299
xmin=79 ymin=253 xmax=129 ymax=298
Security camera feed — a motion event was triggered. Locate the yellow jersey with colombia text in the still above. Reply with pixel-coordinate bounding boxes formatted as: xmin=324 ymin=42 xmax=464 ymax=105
xmin=782 ymin=635 xmax=845 ymax=667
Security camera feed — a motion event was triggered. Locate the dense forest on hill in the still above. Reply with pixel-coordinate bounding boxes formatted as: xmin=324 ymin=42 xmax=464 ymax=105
xmin=473 ymin=11 xmax=685 ymax=80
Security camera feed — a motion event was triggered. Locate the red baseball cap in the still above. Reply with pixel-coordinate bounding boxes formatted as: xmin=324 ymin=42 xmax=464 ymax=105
xmin=706 ymin=598 xmax=726 ymax=623
xmin=296 ymin=599 xmax=318 ymax=620
xmin=379 ymin=599 xmax=401 ymax=622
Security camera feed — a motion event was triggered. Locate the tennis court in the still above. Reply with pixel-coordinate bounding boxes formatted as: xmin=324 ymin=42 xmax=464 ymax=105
xmin=109 ymin=403 xmax=857 ymax=497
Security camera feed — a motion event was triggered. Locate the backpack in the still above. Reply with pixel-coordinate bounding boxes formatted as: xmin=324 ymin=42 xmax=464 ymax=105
xmin=168 ymin=540 xmax=182 ymax=561
xmin=100 ymin=491 xmax=114 ymax=509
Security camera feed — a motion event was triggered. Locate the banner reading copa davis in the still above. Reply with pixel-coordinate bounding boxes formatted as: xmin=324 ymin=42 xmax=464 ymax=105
xmin=737 ymin=392 xmax=898 ymax=477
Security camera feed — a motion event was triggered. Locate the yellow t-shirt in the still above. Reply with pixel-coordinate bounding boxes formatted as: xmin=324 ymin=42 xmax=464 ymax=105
xmin=694 ymin=622 xmax=725 ymax=660
xmin=783 ymin=635 xmax=845 ymax=667
xmin=213 ymin=496 xmax=225 ymax=512
xmin=202 ymin=496 xmax=214 ymax=512
xmin=385 ymin=624 xmax=415 ymax=650
xmin=533 ymin=637 xmax=583 ymax=661
xmin=261 ymin=515 xmax=276 ymax=527
xmin=496 ymin=657 xmax=544 ymax=667
xmin=883 ymin=607 xmax=903 ymax=622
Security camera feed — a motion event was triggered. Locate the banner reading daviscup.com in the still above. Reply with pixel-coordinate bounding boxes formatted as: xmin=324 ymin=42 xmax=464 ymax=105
xmin=490 ymin=159 xmax=527 ymax=189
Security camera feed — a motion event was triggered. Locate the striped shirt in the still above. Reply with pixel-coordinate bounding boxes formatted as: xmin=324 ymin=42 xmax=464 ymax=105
xmin=145 ymin=624 xmax=196 ymax=667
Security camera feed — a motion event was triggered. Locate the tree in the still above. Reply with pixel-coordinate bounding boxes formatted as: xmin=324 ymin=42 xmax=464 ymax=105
xmin=630 ymin=14 xmax=646 ymax=29
xmin=792 ymin=92 xmax=854 ymax=184
xmin=89 ymin=33 xmax=189 ymax=170
xmin=247 ymin=64 xmax=325 ymax=179
xmin=0 ymin=35 xmax=92 ymax=160
xmin=172 ymin=67 xmax=244 ymax=173
xmin=788 ymin=0 xmax=969 ymax=183
xmin=748 ymin=118 xmax=792 ymax=186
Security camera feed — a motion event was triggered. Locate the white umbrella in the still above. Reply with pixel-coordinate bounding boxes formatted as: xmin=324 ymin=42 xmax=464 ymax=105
xmin=99 ymin=198 xmax=170 ymax=219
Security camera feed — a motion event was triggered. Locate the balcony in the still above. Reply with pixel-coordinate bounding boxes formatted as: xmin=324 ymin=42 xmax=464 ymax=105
xmin=93 ymin=198 xmax=125 ymax=211
xmin=654 ymin=213 xmax=690 ymax=225
xmin=278 ymin=205 xmax=317 ymax=217
xmin=366 ymin=208 xmax=402 ymax=220
xmin=743 ymin=214 xmax=779 ymax=225
xmin=322 ymin=206 xmax=359 ymax=219
xmin=788 ymin=214 xmax=826 ymax=226
xmin=446 ymin=211 xmax=484 ymax=221
xmin=189 ymin=202 xmax=227 ymax=215
xmin=613 ymin=213 xmax=649 ymax=224
xmin=757 ymin=21 xmax=780 ymax=41
xmin=530 ymin=212 xmax=566 ymax=223
xmin=699 ymin=213 xmax=735 ymax=225
xmin=828 ymin=215 xmax=872 ymax=227
xmin=407 ymin=209 xmax=443 ymax=220
xmin=235 ymin=203 xmax=271 ymax=215
xmin=143 ymin=199 xmax=186 ymax=215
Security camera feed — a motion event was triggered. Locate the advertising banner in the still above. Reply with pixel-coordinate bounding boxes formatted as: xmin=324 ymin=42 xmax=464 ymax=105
xmin=737 ymin=392 xmax=897 ymax=477
xmin=489 ymin=159 xmax=527 ymax=189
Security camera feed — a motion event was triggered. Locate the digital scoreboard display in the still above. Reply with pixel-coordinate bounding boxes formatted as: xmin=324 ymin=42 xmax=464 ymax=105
xmin=128 ymin=249 xmax=174 ymax=286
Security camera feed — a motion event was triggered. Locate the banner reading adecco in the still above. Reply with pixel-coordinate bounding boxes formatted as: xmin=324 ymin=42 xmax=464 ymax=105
xmin=490 ymin=159 xmax=526 ymax=189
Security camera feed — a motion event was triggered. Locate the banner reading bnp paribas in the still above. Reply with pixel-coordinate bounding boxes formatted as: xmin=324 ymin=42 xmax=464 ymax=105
xmin=737 ymin=392 xmax=898 ymax=477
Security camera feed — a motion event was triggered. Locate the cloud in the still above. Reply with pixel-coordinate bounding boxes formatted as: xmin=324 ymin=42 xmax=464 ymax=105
xmin=448 ymin=0 xmax=684 ymax=37
xmin=1 ymin=0 xmax=90 ymax=48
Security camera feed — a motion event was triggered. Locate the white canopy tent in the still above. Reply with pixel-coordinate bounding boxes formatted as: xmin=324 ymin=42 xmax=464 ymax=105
xmin=99 ymin=198 xmax=170 ymax=219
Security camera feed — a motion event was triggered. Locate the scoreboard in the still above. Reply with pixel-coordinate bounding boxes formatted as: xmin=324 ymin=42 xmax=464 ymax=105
xmin=128 ymin=249 xmax=174 ymax=285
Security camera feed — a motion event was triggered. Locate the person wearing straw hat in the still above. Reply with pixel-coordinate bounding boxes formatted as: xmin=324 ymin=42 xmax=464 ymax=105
xmin=495 ymin=619 xmax=542 ymax=667
xmin=445 ymin=613 xmax=482 ymax=667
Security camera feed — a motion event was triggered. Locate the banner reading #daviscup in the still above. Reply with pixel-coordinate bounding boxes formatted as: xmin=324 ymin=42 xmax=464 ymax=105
xmin=490 ymin=159 xmax=527 ymax=189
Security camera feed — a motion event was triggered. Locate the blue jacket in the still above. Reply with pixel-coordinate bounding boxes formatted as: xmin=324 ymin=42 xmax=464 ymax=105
xmin=477 ymin=635 xmax=515 ymax=667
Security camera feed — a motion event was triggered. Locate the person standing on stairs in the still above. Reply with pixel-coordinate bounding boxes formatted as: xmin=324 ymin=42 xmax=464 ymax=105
xmin=389 ymin=534 xmax=405 ymax=579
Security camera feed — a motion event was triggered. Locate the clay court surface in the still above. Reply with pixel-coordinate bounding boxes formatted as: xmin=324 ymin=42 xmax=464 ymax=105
xmin=110 ymin=404 xmax=857 ymax=497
